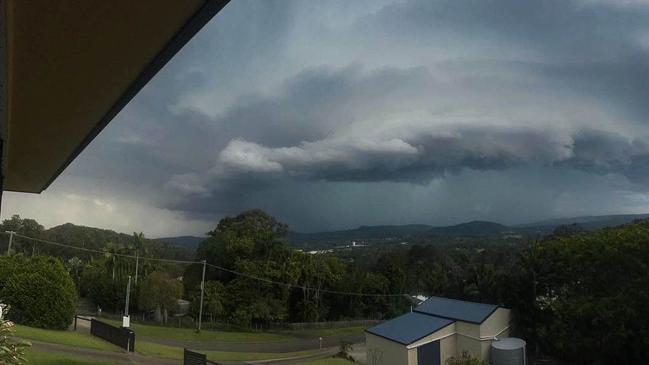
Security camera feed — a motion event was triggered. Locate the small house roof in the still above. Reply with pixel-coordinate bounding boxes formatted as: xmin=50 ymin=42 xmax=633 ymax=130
xmin=366 ymin=312 xmax=453 ymax=345
xmin=414 ymin=296 xmax=499 ymax=324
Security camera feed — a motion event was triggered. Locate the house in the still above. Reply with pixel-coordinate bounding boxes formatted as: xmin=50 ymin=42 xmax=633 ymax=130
xmin=366 ymin=296 xmax=511 ymax=365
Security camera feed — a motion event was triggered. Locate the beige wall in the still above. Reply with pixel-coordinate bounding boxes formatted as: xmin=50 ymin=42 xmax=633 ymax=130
xmin=479 ymin=326 xmax=510 ymax=361
xmin=366 ymin=333 xmax=410 ymax=365
xmin=478 ymin=308 xmax=511 ymax=362
xmin=409 ymin=323 xmax=457 ymax=365
xmin=456 ymin=335 xmax=482 ymax=360
xmin=456 ymin=321 xmax=480 ymax=338
xmin=440 ymin=334 xmax=457 ymax=364
xmin=408 ymin=348 xmax=418 ymax=365
xmin=480 ymin=308 xmax=511 ymax=338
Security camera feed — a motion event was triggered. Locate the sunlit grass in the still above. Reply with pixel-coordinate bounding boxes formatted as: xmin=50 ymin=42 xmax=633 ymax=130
xmin=14 ymin=325 xmax=122 ymax=352
xmin=101 ymin=318 xmax=292 ymax=343
xmin=16 ymin=323 xmax=333 ymax=364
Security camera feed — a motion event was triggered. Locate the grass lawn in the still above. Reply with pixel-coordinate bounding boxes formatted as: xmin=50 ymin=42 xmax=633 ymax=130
xmin=101 ymin=318 xmax=292 ymax=343
xmin=15 ymin=323 xmax=323 ymax=364
xmin=294 ymin=359 xmax=356 ymax=365
xmin=25 ymin=349 xmax=128 ymax=365
xmin=14 ymin=325 xmax=123 ymax=352
xmin=136 ymin=340 xmax=319 ymax=361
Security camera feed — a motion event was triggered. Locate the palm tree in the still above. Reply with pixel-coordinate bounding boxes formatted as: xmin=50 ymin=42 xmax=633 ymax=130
xmin=103 ymin=242 xmax=121 ymax=281
xmin=66 ymin=257 xmax=84 ymax=293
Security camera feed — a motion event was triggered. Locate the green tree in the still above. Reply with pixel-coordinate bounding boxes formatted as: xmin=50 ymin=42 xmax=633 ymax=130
xmin=0 ymin=215 xmax=44 ymax=237
xmin=0 ymin=255 xmax=77 ymax=330
xmin=0 ymin=215 xmax=45 ymax=254
xmin=190 ymin=281 xmax=225 ymax=325
xmin=66 ymin=257 xmax=84 ymax=294
xmin=138 ymin=271 xmax=181 ymax=324
xmin=82 ymin=265 xmax=126 ymax=311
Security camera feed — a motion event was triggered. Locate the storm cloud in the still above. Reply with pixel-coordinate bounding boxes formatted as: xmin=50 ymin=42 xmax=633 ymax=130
xmin=5 ymin=0 xmax=649 ymax=235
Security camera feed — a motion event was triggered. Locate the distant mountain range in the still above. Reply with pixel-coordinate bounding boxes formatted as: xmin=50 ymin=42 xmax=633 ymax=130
xmin=157 ymin=213 xmax=649 ymax=249
xmin=517 ymin=213 xmax=649 ymax=232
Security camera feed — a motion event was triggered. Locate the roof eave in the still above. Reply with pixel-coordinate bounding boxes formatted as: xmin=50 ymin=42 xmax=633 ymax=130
xmin=36 ymin=0 xmax=230 ymax=193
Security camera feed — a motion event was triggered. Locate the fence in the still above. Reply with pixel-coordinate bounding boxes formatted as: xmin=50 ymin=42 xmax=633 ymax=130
xmin=73 ymin=315 xmax=92 ymax=331
xmin=183 ymin=349 xmax=223 ymax=365
xmin=272 ymin=319 xmax=383 ymax=330
xmin=90 ymin=319 xmax=135 ymax=351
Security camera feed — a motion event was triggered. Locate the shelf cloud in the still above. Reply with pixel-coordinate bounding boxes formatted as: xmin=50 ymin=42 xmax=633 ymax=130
xmin=6 ymin=0 xmax=649 ymax=235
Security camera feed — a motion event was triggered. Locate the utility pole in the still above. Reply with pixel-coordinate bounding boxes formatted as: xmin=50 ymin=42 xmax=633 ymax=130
xmin=123 ymin=275 xmax=132 ymax=328
xmin=197 ymin=260 xmax=206 ymax=332
xmin=134 ymin=251 xmax=139 ymax=285
xmin=6 ymin=231 xmax=14 ymax=254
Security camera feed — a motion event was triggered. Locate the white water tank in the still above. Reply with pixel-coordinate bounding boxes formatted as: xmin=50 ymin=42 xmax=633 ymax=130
xmin=491 ymin=337 xmax=526 ymax=365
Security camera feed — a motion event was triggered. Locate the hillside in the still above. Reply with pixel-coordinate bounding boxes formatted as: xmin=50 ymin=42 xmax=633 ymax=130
xmin=518 ymin=213 xmax=649 ymax=233
xmin=428 ymin=220 xmax=509 ymax=236
xmin=40 ymin=223 xmax=194 ymax=260
xmin=286 ymin=220 xmax=515 ymax=248
xmin=286 ymin=214 xmax=649 ymax=249
xmin=156 ymin=235 xmax=205 ymax=249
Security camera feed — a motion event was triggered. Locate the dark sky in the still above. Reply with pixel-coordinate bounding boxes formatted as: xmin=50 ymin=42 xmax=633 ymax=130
xmin=4 ymin=0 xmax=649 ymax=236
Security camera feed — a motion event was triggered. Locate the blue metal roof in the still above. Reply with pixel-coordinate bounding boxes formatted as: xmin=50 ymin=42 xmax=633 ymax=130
xmin=414 ymin=296 xmax=499 ymax=324
xmin=366 ymin=312 xmax=454 ymax=345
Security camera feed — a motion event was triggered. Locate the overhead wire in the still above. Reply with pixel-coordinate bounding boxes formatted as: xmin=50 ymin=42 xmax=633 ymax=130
xmin=3 ymin=231 xmax=409 ymax=298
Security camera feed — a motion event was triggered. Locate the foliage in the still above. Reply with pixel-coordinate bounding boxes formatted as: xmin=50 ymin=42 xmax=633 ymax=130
xmin=334 ymin=340 xmax=354 ymax=361
xmin=0 ymin=255 xmax=76 ymax=330
xmin=138 ymin=271 xmax=181 ymax=323
xmin=0 ymin=215 xmax=45 ymax=254
xmin=4 ymin=211 xmax=649 ymax=365
xmin=82 ymin=266 xmax=128 ymax=312
xmin=0 ymin=215 xmax=44 ymax=238
xmin=446 ymin=351 xmax=488 ymax=365
xmin=0 ymin=305 xmax=31 ymax=365
xmin=528 ymin=220 xmax=649 ymax=364
xmin=15 ymin=221 xmax=192 ymax=262
xmin=189 ymin=280 xmax=225 ymax=323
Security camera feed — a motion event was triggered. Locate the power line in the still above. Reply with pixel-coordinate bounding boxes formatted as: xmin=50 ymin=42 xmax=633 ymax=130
xmin=3 ymin=232 xmax=409 ymax=298
xmin=204 ymin=262 xmax=406 ymax=297
xmin=9 ymin=232 xmax=196 ymax=264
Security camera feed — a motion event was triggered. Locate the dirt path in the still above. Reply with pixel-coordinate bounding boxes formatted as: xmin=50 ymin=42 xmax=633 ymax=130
xmin=31 ymin=340 xmax=180 ymax=365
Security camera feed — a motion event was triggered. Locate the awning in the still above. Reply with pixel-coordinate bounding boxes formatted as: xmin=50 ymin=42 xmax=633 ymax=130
xmin=0 ymin=0 xmax=229 ymax=193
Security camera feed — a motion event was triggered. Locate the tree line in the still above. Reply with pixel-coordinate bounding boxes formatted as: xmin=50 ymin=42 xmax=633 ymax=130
xmin=0 ymin=211 xmax=647 ymax=363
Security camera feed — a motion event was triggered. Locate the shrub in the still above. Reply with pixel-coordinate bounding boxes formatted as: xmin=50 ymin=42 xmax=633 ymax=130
xmin=0 ymin=255 xmax=77 ymax=330
xmin=446 ymin=351 xmax=489 ymax=365
xmin=81 ymin=266 xmax=126 ymax=312
xmin=0 ymin=304 xmax=31 ymax=364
